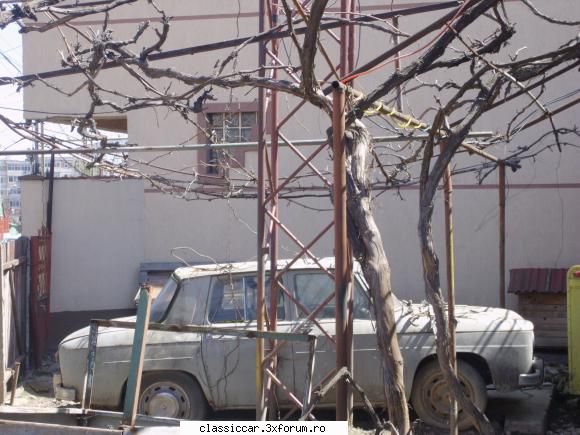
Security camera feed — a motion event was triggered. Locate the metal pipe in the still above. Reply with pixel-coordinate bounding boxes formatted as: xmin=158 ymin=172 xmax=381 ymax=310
xmin=279 ymin=132 xmax=332 ymax=187
xmin=40 ymin=122 xmax=45 ymax=177
xmin=0 ymin=132 xmax=494 ymax=157
xmin=266 ymin=2 xmax=280 ymax=418
xmin=348 ymin=0 xmax=356 ymax=73
xmin=301 ymin=337 xmax=318 ymax=418
xmin=46 ymin=153 xmax=55 ymax=233
xmin=346 ymin=2 xmax=355 ymax=421
xmin=265 ymin=210 xmax=335 ymax=280
xmin=332 ymin=81 xmax=352 ymax=422
xmin=499 ymin=163 xmax=506 ymax=308
xmin=0 ymin=2 xmax=461 ymax=86
xmin=256 ymin=0 xmax=267 ymax=420
xmin=339 ymin=2 xmax=462 ymax=83
xmin=340 ymin=0 xmax=349 ymax=77
xmin=267 ymin=141 xmax=329 ymax=201
xmin=264 ymin=368 xmax=315 ymax=420
xmin=94 ymin=319 xmax=315 ymax=342
xmin=441 ymin=142 xmax=457 ymax=435
xmin=392 ymin=16 xmax=403 ymax=112
xmin=24 ymin=238 xmax=31 ymax=372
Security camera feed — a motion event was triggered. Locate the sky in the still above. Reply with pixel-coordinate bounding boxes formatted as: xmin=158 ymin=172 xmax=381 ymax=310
xmin=0 ymin=22 xmax=126 ymax=160
xmin=0 ymin=22 xmax=26 ymax=157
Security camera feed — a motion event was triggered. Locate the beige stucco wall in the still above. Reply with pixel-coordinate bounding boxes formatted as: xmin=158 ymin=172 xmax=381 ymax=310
xmin=20 ymin=1 xmax=580 ymax=313
xmin=23 ymin=178 xmax=145 ymax=312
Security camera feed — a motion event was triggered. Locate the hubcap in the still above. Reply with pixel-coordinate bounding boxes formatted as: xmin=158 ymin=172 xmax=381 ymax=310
xmin=138 ymin=382 xmax=191 ymax=419
xmin=423 ymin=373 xmax=473 ymax=424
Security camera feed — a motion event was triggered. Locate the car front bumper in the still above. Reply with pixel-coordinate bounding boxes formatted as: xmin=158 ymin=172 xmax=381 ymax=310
xmin=53 ymin=373 xmax=77 ymax=402
xmin=519 ymin=357 xmax=544 ymax=387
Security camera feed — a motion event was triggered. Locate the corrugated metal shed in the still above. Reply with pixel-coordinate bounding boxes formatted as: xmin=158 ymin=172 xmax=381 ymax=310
xmin=508 ymin=268 xmax=568 ymax=294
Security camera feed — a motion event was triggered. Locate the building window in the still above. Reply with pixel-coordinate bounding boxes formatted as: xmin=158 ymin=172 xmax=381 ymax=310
xmin=205 ymin=111 xmax=257 ymax=175
xmin=197 ymin=102 xmax=259 ymax=177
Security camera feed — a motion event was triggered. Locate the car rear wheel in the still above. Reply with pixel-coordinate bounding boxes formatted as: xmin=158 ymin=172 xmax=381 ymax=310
xmin=411 ymin=359 xmax=487 ymax=430
xmin=137 ymin=372 xmax=208 ymax=420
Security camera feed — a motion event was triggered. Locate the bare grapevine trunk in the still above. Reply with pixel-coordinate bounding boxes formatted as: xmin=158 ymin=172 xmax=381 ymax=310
xmin=417 ymin=87 xmax=500 ymax=435
xmin=342 ymin=122 xmax=411 ymax=434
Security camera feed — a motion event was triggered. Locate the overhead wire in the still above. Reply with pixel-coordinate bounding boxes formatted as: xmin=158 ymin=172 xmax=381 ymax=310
xmin=341 ymin=0 xmax=472 ymax=83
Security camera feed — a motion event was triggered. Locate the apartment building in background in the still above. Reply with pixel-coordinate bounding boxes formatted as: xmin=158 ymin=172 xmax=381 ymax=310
xmin=0 ymin=157 xmax=80 ymax=227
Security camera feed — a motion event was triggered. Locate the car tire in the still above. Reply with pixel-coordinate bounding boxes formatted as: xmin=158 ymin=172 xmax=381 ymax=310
xmin=411 ymin=359 xmax=487 ymax=430
xmin=137 ymin=372 xmax=208 ymax=420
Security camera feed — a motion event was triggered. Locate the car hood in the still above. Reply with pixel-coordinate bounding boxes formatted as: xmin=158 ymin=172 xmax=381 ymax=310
xmin=397 ymin=302 xmax=533 ymax=334
xmin=59 ymin=315 xmax=137 ymax=349
xmin=59 ymin=316 xmax=201 ymax=350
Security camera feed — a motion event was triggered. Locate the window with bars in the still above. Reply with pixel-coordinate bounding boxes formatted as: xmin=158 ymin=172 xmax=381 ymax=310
xmin=205 ymin=111 xmax=257 ymax=175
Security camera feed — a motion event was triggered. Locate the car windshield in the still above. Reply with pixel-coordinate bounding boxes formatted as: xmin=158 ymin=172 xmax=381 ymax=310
xmin=150 ymin=276 xmax=179 ymax=322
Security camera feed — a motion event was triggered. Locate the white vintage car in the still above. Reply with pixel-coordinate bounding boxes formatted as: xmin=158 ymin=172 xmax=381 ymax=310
xmin=55 ymin=258 xmax=543 ymax=429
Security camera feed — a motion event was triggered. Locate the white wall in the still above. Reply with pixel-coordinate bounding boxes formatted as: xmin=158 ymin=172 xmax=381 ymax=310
xmin=21 ymin=167 xmax=580 ymax=314
xmin=24 ymin=178 xmax=145 ymax=312
xmin=19 ymin=1 xmax=580 ymax=313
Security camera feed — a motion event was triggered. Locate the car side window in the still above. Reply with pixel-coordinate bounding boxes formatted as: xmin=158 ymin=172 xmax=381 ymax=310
xmin=164 ymin=277 xmax=209 ymax=325
xmin=208 ymin=274 xmax=285 ymax=323
xmin=293 ymin=271 xmax=371 ymax=320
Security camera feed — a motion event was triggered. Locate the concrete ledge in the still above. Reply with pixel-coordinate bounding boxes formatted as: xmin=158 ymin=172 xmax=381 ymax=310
xmin=487 ymin=385 xmax=552 ymax=434
xmin=0 ymin=419 xmax=118 ymax=434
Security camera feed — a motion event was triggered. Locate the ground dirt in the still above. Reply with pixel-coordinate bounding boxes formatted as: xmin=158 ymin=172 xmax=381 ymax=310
xmin=3 ymin=351 xmax=579 ymax=434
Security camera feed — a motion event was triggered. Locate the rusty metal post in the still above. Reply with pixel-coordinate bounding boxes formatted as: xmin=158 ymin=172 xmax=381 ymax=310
xmin=441 ymin=142 xmax=457 ymax=435
xmin=332 ymin=81 xmax=352 ymax=422
xmin=347 ymin=0 xmax=356 ymax=73
xmin=256 ymin=0 xmax=267 ymax=420
xmin=340 ymin=0 xmax=351 ymax=76
xmin=301 ymin=336 xmax=318 ymax=418
xmin=266 ymin=0 xmax=280 ymax=419
xmin=339 ymin=0 xmax=354 ymax=422
xmin=392 ymin=16 xmax=403 ymax=112
xmin=499 ymin=162 xmax=506 ymax=308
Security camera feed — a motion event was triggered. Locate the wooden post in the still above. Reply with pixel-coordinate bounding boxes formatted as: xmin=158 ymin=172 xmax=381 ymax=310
xmin=122 ymin=286 xmax=152 ymax=427
xmin=0 ymin=247 xmax=5 ymax=405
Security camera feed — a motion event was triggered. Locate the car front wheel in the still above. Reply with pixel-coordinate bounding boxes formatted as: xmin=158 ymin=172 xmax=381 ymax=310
xmin=411 ymin=359 xmax=487 ymax=430
xmin=137 ymin=372 xmax=208 ymax=420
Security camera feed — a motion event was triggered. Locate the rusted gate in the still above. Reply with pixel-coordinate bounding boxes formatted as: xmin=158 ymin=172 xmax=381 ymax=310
xmin=0 ymin=237 xmax=29 ymax=402
xmin=31 ymin=231 xmax=51 ymax=368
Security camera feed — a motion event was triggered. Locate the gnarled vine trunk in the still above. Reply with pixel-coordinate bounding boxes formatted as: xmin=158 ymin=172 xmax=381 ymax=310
xmin=343 ymin=122 xmax=411 ymax=434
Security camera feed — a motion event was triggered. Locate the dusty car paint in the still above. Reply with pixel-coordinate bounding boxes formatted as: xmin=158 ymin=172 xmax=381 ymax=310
xmin=56 ymin=258 xmax=541 ymax=412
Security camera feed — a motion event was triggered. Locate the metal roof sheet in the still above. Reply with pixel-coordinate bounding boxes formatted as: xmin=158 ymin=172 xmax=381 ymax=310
xmin=508 ymin=268 xmax=568 ymax=294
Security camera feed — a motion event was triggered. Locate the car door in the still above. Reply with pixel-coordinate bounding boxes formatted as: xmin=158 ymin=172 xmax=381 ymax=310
xmin=200 ymin=272 xmax=295 ymax=409
xmin=287 ymin=270 xmax=383 ymax=406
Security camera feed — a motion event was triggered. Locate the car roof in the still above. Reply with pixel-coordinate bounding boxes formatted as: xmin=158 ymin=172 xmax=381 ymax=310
xmin=173 ymin=257 xmax=351 ymax=281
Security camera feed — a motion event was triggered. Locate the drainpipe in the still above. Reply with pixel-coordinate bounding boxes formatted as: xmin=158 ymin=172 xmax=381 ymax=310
xmin=46 ymin=154 xmax=55 ymax=233
xmin=25 ymin=238 xmax=31 ymax=372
